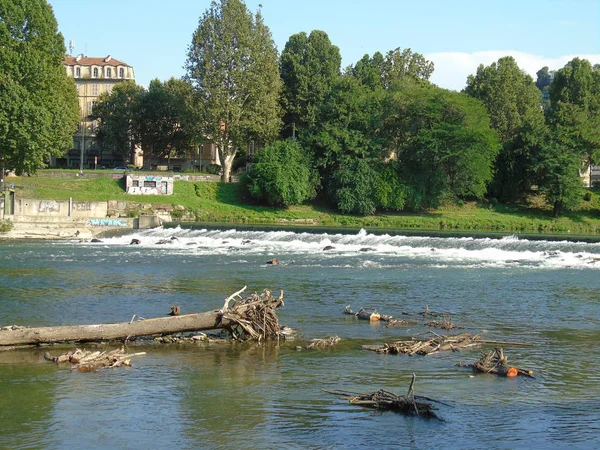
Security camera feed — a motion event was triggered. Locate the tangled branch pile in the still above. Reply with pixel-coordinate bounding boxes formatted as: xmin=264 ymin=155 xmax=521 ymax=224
xmin=424 ymin=315 xmax=462 ymax=330
xmin=323 ymin=374 xmax=443 ymax=420
xmin=221 ymin=288 xmax=286 ymax=341
xmin=44 ymin=347 xmax=146 ymax=372
xmin=459 ymin=347 xmax=535 ymax=378
xmin=366 ymin=332 xmax=481 ymax=356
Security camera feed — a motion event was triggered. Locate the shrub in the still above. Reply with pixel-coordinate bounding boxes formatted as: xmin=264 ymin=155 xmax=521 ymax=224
xmin=0 ymin=219 xmax=13 ymax=233
xmin=204 ymin=164 xmax=222 ymax=175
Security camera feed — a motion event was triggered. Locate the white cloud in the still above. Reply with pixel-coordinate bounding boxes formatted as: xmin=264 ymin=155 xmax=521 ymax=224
xmin=425 ymin=51 xmax=600 ymax=91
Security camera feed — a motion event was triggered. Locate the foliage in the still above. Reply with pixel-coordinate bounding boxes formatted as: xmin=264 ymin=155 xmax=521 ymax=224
xmin=0 ymin=0 xmax=79 ymax=175
xmin=204 ymin=164 xmax=222 ymax=175
xmin=330 ymin=157 xmax=381 ymax=215
xmin=137 ymin=78 xmax=198 ymax=161
xmin=388 ymin=85 xmax=500 ymax=209
xmin=93 ymin=81 xmax=144 ymax=164
xmin=280 ymin=30 xmax=341 ymax=137
xmin=548 ymin=58 xmax=600 ymax=166
xmin=185 ymin=0 xmax=281 ymax=182
xmin=464 ymin=56 xmax=547 ymax=202
xmin=246 ymin=139 xmax=318 ymax=207
xmin=351 ymin=48 xmax=434 ymax=89
xmin=0 ymin=219 xmax=13 ymax=233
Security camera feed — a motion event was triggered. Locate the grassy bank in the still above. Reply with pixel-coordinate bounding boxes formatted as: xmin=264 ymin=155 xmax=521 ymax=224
xmin=7 ymin=171 xmax=600 ymax=235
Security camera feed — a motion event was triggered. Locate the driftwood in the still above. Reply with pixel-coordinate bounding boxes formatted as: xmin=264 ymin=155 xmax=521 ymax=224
xmin=364 ymin=332 xmax=481 ymax=356
xmin=307 ymin=336 xmax=341 ymax=349
xmin=0 ymin=287 xmax=285 ymax=347
xmin=344 ymin=306 xmax=393 ymax=322
xmin=44 ymin=347 xmax=146 ymax=372
xmin=424 ymin=314 xmax=462 ymax=330
xmin=457 ymin=347 xmax=535 ymax=378
xmin=323 ymin=374 xmax=443 ymax=420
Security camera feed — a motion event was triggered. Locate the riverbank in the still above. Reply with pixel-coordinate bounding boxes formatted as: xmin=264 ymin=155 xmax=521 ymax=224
xmin=2 ymin=172 xmax=600 ymax=239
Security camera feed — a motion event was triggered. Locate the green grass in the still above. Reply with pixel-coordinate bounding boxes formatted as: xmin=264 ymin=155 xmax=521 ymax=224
xmin=7 ymin=171 xmax=600 ymax=235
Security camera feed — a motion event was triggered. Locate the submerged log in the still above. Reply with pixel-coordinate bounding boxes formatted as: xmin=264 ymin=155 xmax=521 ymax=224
xmin=0 ymin=287 xmax=285 ymax=347
xmin=323 ymin=374 xmax=444 ymax=420
xmin=307 ymin=336 xmax=341 ymax=349
xmin=344 ymin=306 xmax=393 ymax=322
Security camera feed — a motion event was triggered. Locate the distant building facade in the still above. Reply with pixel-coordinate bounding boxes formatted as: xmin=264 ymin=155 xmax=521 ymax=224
xmin=58 ymin=55 xmax=139 ymax=170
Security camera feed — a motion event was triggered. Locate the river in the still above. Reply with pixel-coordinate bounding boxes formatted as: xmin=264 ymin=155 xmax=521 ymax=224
xmin=1 ymin=227 xmax=599 ymax=449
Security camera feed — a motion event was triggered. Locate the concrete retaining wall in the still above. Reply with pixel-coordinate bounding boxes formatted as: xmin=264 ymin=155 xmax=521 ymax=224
xmin=15 ymin=199 xmax=108 ymax=218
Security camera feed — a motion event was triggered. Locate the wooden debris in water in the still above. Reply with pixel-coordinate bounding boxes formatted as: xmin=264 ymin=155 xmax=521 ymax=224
xmin=385 ymin=318 xmax=419 ymax=327
xmin=323 ymin=374 xmax=443 ymax=420
xmin=457 ymin=347 xmax=535 ymax=378
xmin=44 ymin=347 xmax=146 ymax=372
xmin=344 ymin=306 xmax=393 ymax=322
xmin=424 ymin=314 xmax=462 ymax=330
xmin=307 ymin=336 xmax=341 ymax=349
xmin=364 ymin=332 xmax=481 ymax=356
xmin=221 ymin=288 xmax=286 ymax=341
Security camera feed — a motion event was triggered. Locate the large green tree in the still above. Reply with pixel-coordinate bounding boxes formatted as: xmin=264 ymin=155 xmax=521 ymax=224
xmin=245 ymin=139 xmax=318 ymax=207
xmin=185 ymin=0 xmax=281 ymax=182
xmin=464 ymin=56 xmax=546 ymax=202
xmin=137 ymin=78 xmax=198 ymax=163
xmin=93 ymin=81 xmax=144 ymax=164
xmin=0 ymin=0 xmax=79 ymax=177
xmin=548 ymin=58 xmax=600 ymax=167
xmin=389 ymin=85 xmax=500 ymax=209
xmin=280 ymin=30 xmax=341 ymax=138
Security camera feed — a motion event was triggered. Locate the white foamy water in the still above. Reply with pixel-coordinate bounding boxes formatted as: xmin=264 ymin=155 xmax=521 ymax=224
xmin=78 ymin=227 xmax=600 ymax=270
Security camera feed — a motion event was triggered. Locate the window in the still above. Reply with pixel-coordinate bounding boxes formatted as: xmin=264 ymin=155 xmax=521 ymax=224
xmin=106 ymin=67 xmax=112 ymax=78
xmin=119 ymin=68 xmax=124 ymax=78
xmin=144 ymin=180 xmax=157 ymax=188
xmin=75 ymin=67 xmax=81 ymax=77
xmin=93 ymin=67 xmax=98 ymax=77
xmin=132 ymin=180 xmax=139 ymax=187
xmin=91 ymin=84 xmax=98 ymax=96
xmin=87 ymin=101 xmax=94 ymax=116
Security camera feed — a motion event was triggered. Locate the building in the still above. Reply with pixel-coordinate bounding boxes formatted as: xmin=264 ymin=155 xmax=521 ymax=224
xmin=58 ymin=54 xmax=139 ymax=170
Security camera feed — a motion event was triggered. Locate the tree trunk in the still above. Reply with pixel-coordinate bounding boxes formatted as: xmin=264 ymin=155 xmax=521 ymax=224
xmin=220 ymin=152 xmax=235 ymax=183
xmin=1 ymin=288 xmax=286 ymax=347
xmin=0 ymin=311 xmax=224 ymax=347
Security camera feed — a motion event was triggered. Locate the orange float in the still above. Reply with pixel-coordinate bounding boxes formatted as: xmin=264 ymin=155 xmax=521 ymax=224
xmin=506 ymin=367 xmax=518 ymax=377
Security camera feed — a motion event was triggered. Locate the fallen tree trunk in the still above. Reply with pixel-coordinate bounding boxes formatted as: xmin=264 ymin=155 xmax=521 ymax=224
xmin=0 ymin=287 xmax=285 ymax=347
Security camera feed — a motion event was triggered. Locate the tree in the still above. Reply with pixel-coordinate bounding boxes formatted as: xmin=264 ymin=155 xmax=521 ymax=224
xmin=389 ymin=85 xmax=500 ymax=209
xmin=280 ymin=30 xmax=341 ymax=138
xmin=93 ymin=81 xmax=144 ymax=165
xmin=464 ymin=56 xmax=546 ymax=202
xmin=245 ymin=139 xmax=318 ymax=207
xmin=137 ymin=78 xmax=198 ymax=163
xmin=185 ymin=0 xmax=281 ymax=182
xmin=351 ymin=48 xmax=434 ymax=89
xmin=548 ymin=58 xmax=600 ymax=167
xmin=0 ymin=0 xmax=79 ymax=177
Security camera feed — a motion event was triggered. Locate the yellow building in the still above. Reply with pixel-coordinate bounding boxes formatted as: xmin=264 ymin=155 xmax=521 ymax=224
xmin=60 ymin=54 xmax=138 ymax=170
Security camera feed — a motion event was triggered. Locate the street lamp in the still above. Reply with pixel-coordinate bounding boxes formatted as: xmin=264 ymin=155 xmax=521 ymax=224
xmin=79 ymin=120 xmax=85 ymax=176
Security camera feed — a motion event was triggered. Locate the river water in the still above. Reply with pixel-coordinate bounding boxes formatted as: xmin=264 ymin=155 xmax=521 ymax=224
xmin=1 ymin=227 xmax=600 ymax=449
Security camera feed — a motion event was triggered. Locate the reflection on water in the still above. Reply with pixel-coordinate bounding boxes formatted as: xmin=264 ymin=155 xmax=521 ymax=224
xmin=1 ymin=229 xmax=600 ymax=449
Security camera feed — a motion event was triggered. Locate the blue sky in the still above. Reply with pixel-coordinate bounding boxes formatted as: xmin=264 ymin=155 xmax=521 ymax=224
xmin=49 ymin=0 xmax=599 ymax=91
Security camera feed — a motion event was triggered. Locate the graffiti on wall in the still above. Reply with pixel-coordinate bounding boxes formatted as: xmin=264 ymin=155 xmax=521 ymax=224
xmin=88 ymin=218 xmax=129 ymax=227
xmin=39 ymin=200 xmax=60 ymax=213
xmin=72 ymin=202 xmax=92 ymax=211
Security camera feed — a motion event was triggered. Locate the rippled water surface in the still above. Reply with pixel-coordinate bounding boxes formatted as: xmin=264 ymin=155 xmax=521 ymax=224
xmin=1 ymin=228 xmax=600 ymax=449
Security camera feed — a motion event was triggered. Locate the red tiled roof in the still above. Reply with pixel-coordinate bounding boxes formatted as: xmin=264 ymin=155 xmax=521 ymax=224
xmin=64 ymin=55 xmax=130 ymax=67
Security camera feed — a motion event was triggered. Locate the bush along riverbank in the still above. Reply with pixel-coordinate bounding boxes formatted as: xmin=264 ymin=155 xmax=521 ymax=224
xmin=4 ymin=173 xmax=600 ymax=236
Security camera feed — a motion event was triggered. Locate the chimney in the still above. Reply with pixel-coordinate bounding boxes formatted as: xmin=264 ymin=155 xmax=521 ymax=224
xmin=104 ymin=55 xmax=112 ymax=62
xmin=75 ymin=53 xmax=83 ymax=62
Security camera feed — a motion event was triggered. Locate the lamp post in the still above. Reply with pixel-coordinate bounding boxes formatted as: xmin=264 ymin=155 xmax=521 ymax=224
xmin=79 ymin=120 xmax=85 ymax=176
